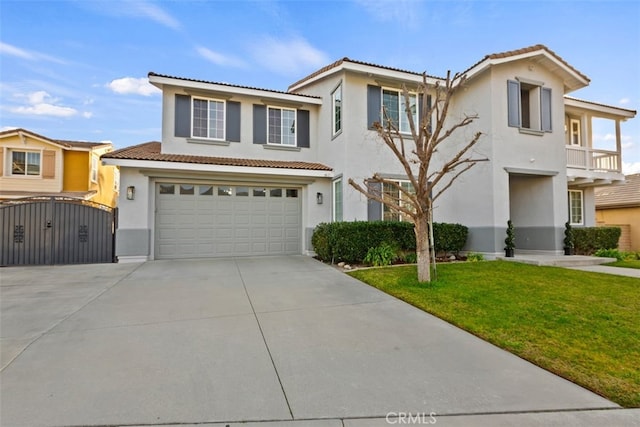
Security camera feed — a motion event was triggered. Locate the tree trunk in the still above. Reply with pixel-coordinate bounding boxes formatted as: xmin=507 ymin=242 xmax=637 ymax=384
xmin=414 ymin=216 xmax=431 ymax=282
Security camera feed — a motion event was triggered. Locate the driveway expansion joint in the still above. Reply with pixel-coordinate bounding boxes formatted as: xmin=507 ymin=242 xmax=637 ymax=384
xmin=235 ymin=259 xmax=295 ymax=420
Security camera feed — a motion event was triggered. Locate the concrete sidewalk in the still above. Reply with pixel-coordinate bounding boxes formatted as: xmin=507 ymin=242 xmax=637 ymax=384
xmin=0 ymin=257 xmax=629 ymax=426
xmin=568 ymin=264 xmax=640 ymax=278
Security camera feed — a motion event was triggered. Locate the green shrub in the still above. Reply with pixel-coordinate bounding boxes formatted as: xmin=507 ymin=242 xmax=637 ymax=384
xmin=573 ymin=227 xmax=621 ymax=255
xmin=364 ymin=243 xmax=397 ymax=266
xmin=399 ymin=251 xmax=417 ymax=264
xmin=594 ymin=248 xmax=624 ymax=261
xmin=311 ymin=221 xmax=469 ymax=263
xmin=466 ymin=252 xmax=485 ymax=262
xmin=433 ymin=223 xmax=469 ymax=256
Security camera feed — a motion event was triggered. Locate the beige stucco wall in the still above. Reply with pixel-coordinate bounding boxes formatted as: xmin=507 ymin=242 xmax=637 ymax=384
xmin=596 ymin=206 xmax=640 ymax=251
xmin=0 ymin=134 xmax=64 ymax=194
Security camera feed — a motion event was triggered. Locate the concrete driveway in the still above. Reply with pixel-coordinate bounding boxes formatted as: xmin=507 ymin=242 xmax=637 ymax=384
xmin=0 ymin=256 xmax=629 ymax=426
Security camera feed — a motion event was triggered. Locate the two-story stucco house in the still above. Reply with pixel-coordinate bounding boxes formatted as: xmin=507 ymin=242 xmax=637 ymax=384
xmin=0 ymin=128 xmax=119 ymax=207
xmin=103 ymin=45 xmax=635 ymax=262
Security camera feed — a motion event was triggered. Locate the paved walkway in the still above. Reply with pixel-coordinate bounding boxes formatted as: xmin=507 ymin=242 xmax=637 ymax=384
xmin=0 ymin=257 xmax=636 ymax=426
xmin=568 ymin=264 xmax=640 ymax=278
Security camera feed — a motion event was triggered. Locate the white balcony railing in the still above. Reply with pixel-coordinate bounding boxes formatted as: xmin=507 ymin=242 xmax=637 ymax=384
xmin=566 ymin=146 xmax=621 ymax=172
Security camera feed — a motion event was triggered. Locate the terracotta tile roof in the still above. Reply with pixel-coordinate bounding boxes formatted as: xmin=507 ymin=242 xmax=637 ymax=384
xmin=464 ymin=44 xmax=590 ymax=83
xmin=288 ymin=57 xmax=442 ymax=91
xmin=102 ymin=141 xmax=333 ymax=171
xmin=149 ymin=72 xmax=321 ymax=100
xmin=595 ymin=174 xmax=640 ymax=208
xmin=0 ymin=128 xmax=110 ymax=149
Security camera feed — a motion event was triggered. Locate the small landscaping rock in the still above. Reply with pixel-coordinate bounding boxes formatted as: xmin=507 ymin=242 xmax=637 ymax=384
xmin=344 ymin=264 xmax=352 ymax=270
xmin=337 ymin=262 xmax=346 ymax=267
xmin=449 ymin=255 xmax=457 ymax=261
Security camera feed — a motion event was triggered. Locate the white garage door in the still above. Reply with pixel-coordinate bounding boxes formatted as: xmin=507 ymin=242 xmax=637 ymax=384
xmin=155 ymin=183 xmax=301 ymax=259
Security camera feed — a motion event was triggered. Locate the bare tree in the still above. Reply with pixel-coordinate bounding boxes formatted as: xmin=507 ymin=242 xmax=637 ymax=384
xmin=349 ymin=71 xmax=487 ymax=282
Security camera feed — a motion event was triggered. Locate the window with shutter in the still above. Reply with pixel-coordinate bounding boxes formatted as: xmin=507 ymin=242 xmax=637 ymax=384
xmin=507 ymin=79 xmax=552 ymax=133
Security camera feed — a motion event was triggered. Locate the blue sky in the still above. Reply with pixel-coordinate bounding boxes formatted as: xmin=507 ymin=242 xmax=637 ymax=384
xmin=1 ymin=0 xmax=639 ymax=172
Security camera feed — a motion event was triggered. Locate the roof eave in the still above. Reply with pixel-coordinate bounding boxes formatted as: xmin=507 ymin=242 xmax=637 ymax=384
xmin=564 ymin=97 xmax=637 ymax=119
xmin=149 ymin=74 xmax=323 ymax=105
xmin=101 ymin=157 xmax=334 ymax=178
xmin=289 ymin=60 xmax=442 ymax=92
xmin=465 ymin=50 xmax=590 ymax=92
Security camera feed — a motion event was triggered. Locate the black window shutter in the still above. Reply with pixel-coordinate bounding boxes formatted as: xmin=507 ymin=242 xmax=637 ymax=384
xmin=507 ymin=80 xmax=521 ymax=128
xmin=226 ymin=101 xmax=241 ymax=142
xmin=367 ymin=180 xmax=382 ymax=221
xmin=297 ymin=109 xmax=310 ymax=148
xmin=253 ymin=104 xmax=267 ymax=144
xmin=175 ymin=94 xmax=191 ymax=137
xmin=367 ymin=85 xmax=381 ymax=129
xmin=541 ymin=87 xmax=552 ymax=132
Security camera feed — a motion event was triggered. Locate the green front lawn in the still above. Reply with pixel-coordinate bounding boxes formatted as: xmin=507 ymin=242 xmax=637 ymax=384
xmin=605 ymin=260 xmax=640 ymax=270
xmin=348 ymin=261 xmax=640 ymax=407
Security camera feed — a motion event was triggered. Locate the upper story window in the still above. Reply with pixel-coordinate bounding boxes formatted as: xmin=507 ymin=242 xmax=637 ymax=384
xmin=192 ymin=97 xmax=225 ymax=140
xmin=268 ymin=106 xmax=296 ymax=146
xmin=174 ymin=94 xmax=240 ymax=142
xmin=569 ymin=118 xmax=581 ymax=146
xmin=507 ymin=79 xmax=552 ymax=133
xmin=11 ymin=150 xmax=41 ymax=176
xmin=382 ymin=88 xmax=417 ymax=134
xmin=383 ymin=180 xmax=415 ymax=222
xmin=332 ymin=83 xmax=342 ymax=135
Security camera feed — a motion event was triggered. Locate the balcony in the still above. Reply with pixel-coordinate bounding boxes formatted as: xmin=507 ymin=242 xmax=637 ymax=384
xmin=564 ymin=96 xmax=635 ymax=186
xmin=566 ymin=146 xmax=620 ymax=173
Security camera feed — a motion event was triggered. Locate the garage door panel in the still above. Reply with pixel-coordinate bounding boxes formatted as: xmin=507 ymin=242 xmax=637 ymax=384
xmin=155 ymin=183 xmax=301 ymax=259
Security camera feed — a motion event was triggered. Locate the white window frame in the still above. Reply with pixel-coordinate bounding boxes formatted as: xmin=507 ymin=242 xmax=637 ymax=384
xmin=382 ymin=180 xmax=415 ymax=222
xmin=332 ymin=178 xmax=343 ymax=222
xmin=91 ymin=155 xmax=98 ymax=183
xmin=332 ymin=83 xmax=342 ymax=136
xmin=382 ymin=88 xmax=417 ymax=134
xmin=113 ymin=168 xmax=120 ymax=192
xmin=568 ymin=190 xmax=584 ymax=226
xmin=508 ymin=78 xmax=552 ymax=133
xmin=570 ymin=118 xmax=581 ymax=146
xmin=10 ymin=149 xmax=41 ymax=177
xmin=267 ymin=106 xmax=297 ymax=146
xmin=192 ymin=96 xmax=226 ymax=140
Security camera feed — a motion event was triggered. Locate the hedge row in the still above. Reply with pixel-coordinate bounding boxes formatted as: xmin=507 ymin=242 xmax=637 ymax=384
xmin=311 ymin=221 xmax=468 ymax=263
xmin=573 ymin=226 xmax=621 ymax=255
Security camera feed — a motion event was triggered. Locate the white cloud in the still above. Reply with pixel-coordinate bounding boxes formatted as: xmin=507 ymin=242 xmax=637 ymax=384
xmin=10 ymin=91 xmax=78 ymax=117
xmin=1 ymin=126 xmax=19 ymax=132
xmin=622 ymin=161 xmax=640 ymax=175
xmin=106 ymin=77 xmax=160 ymax=96
xmin=353 ymin=0 xmax=419 ymax=29
xmin=133 ymin=1 xmax=181 ymax=30
xmin=619 ymin=98 xmax=630 ymax=105
xmin=82 ymin=111 xmax=94 ymax=119
xmin=250 ymin=37 xmax=329 ymax=76
xmin=196 ymin=46 xmax=246 ymax=68
xmin=0 ymin=41 xmax=66 ymax=64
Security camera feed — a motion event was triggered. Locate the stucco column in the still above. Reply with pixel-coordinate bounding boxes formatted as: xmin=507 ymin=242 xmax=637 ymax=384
xmin=615 ymin=119 xmax=622 ymax=172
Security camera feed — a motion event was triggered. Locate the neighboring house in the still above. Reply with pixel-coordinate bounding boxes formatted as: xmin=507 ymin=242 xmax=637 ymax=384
xmin=103 ymin=44 xmax=636 ymax=262
xmin=595 ymin=174 xmax=640 ymax=251
xmin=0 ymin=128 xmax=119 ymax=207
